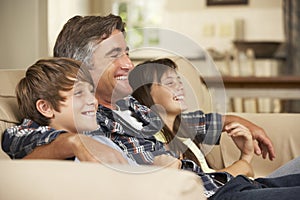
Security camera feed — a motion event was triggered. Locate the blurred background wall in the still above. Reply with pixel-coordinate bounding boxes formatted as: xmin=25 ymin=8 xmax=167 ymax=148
xmin=0 ymin=0 xmax=283 ymax=69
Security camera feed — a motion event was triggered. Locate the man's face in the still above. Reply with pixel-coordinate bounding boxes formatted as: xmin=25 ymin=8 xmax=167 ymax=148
xmin=90 ymin=30 xmax=134 ymax=108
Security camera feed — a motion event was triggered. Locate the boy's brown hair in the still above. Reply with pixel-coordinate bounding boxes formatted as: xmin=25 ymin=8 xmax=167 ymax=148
xmin=16 ymin=57 xmax=94 ymax=126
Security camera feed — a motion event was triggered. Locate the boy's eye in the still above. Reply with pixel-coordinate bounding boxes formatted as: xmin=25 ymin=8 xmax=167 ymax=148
xmin=74 ymin=90 xmax=83 ymax=96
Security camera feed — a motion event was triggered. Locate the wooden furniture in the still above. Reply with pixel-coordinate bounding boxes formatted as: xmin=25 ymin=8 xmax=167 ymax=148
xmin=202 ymin=76 xmax=300 ymax=112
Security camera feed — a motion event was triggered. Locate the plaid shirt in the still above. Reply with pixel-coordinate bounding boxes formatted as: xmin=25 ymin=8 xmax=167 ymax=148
xmin=180 ymin=110 xmax=222 ymax=145
xmin=2 ymin=119 xmax=66 ymax=159
xmin=93 ymin=96 xmax=173 ymax=164
xmin=2 ymin=95 xmax=227 ymax=197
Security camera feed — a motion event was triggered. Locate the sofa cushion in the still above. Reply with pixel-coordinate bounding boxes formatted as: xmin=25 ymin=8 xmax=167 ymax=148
xmin=0 ymin=69 xmax=25 ymax=97
xmin=0 ymin=96 xmax=22 ymax=160
xmin=219 ymin=113 xmax=300 ymax=178
xmin=0 ymin=69 xmax=25 ymax=159
xmin=0 ymin=96 xmax=21 ymax=123
xmin=0 ymin=160 xmax=205 ymax=200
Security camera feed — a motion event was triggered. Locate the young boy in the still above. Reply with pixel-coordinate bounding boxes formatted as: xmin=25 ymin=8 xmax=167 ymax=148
xmin=15 ymin=57 xmax=136 ymax=165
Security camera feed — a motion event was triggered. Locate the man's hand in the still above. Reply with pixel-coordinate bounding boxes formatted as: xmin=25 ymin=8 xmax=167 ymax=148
xmin=24 ymin=133 xmax=128 ymax=165
xmin=68 ymin=134 xmax=129 ymax=164
xmin=223 ymin=115 xmax=276 ymax=160
xmin=153 ymin=154 xmax=182 ymax=169
xmin=248 ymin=126 xmax=275 ymax=160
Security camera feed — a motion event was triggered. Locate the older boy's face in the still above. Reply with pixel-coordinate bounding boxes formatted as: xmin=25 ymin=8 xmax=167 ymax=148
xmin=51 ymin=81 xmax=98 ymax=133
xmin=90 ymin=30 xmax=134 ymax=108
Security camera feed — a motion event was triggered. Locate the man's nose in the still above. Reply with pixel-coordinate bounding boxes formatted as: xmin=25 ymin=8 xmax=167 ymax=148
xmin=119 ymin=54 xmax=134 ymax=70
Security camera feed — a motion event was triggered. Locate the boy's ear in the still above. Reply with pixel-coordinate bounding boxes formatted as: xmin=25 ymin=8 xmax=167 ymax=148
xmin=36 ymin=99 xmax=54 ymax=118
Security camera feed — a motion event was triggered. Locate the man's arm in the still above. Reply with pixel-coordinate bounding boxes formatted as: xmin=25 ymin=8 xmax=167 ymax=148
xmin=222 ymin=115 xmax=276 ymax=160
xmin=3 ymin=119 xmax=128 ymax=164
xmin=24 ymin=133 xmax=129 ymax=164
xmin=2 ymin=119 xmax=62 ymax=159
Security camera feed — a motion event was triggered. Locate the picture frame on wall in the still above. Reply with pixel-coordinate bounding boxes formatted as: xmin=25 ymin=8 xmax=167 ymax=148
xmin=207 ymin=0 xmax=248 ymax=6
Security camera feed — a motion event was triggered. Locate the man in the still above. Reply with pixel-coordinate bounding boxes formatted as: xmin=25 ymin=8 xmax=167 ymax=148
xmin=2 ymin=14 xmax=275 ymax=164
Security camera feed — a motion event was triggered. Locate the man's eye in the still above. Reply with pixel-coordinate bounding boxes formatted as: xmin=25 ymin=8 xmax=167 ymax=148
xmin=110 ymin=53 xmax=121 ymax=58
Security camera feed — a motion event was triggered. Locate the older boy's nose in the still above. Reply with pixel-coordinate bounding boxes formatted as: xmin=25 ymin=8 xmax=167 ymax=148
xmin=87 ymin=93 xmax=97 ymax=105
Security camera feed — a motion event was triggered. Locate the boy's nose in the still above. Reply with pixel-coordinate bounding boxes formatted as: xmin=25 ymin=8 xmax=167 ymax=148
xmin=87 ymin=93 xmax=97 ymax=105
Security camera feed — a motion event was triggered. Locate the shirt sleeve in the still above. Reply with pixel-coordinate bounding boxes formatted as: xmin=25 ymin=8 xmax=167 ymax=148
xmin=182 ymin=111 xmax=223 ymax=145
xmin=2 ymin=119 xmax=66 ymax=159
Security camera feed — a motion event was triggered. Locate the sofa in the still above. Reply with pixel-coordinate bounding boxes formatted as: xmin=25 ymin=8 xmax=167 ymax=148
xmin=0 ymin=69 xmax=300 ymax=199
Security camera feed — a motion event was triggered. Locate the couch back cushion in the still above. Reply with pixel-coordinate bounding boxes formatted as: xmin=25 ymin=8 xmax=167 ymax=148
xmin=219 ymin=113 xmax=300 ymax=178
xmin=0 ymin=69 xmax=25 ymax=159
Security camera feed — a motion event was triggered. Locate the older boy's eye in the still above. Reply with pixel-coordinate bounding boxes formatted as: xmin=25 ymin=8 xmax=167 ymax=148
xmin=74 ymin=90 xmax=83 ymax=96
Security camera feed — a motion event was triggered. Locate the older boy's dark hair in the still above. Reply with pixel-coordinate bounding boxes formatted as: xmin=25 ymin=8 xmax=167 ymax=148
xmin=16 ymin=57 xmax=94 ymax=126
xmin=53 ymin=14 xmax=125 ymax=68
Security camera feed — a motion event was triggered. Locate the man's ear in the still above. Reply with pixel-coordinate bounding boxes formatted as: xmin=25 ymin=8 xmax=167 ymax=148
xmin=36 ymin=99 xmax=54 ymax=118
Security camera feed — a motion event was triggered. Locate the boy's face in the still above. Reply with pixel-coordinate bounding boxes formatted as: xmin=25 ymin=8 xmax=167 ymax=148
xmin=50 ymin=81 xmax=98 ymax=133
xmin=89 ymin=30 xmax=134 ymax=108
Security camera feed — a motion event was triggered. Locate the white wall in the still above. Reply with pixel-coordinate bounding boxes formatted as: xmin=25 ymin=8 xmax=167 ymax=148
xmin=160 ymin=0 xmax=284 ymax=51
xmin=47 ymin=0 xmax=90 ymax=55
xmin=0 ymin=0 xmax=284 ymax=69
xmin=0 ymin=0 xmax=48 ymax=69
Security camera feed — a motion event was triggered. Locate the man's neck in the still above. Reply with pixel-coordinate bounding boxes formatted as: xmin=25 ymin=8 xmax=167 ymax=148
xmin=97 ymin=98 xmax=117 ymax=110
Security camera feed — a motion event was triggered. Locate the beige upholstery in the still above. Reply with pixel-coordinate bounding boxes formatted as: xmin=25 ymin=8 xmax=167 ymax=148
xmin=216 ymin=113 xmax=300 ymax=178
xmin=206 ymin=113 xmax=300 ymax=178
xmin=0 ymin=160 xmax=204 ymax=200
xmin=0 ymin=69 xmax=24 ymax=159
